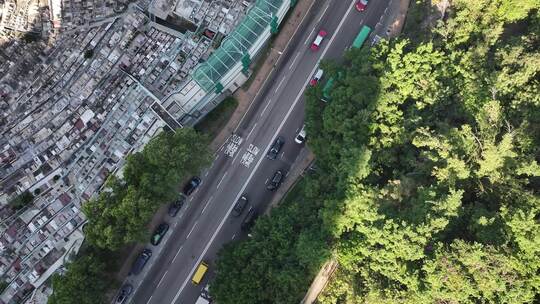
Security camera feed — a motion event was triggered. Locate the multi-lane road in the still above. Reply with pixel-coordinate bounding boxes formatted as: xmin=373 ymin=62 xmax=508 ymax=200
xmin=128 ymin=0 xmax=392 ymax=303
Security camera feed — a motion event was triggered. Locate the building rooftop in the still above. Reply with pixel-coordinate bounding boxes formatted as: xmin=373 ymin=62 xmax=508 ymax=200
xmin=192 ymin=0 xmax=283 ymax=92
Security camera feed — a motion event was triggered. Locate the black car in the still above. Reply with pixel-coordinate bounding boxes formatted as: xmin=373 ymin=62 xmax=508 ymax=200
xmin=266 ymin=136 xmax=285 ymax=160
xmin=168 ymin=196 xmax=185 ymax=217
xmin=183 ymin=176 xmax=201 ymax=195
xmin=150 ymin=223 xmax=169 ymax=246
xmin=266 ymin=170 xmax=284 ymax=191
xmin=241 ymin=206 xmax=258 ymax=231
xmin=115 ymin=284 xmax=133 ymax=304
xmin=129 ymin=249 xmax=152 ymax=275
xmin=231 ymin=195 xmax=248 ymax=217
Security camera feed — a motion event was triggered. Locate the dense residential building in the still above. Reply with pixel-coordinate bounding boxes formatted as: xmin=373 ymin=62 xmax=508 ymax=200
xmin=0 ymin=0 xmax=292 ymax=302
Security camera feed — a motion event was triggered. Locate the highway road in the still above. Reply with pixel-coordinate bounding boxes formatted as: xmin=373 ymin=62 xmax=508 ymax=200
xmin=128 ymin=0 xmax=392 ymax=303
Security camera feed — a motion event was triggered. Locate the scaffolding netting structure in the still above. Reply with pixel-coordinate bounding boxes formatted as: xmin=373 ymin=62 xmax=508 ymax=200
xmin=192 ymin=0 xmax=284 ymax=92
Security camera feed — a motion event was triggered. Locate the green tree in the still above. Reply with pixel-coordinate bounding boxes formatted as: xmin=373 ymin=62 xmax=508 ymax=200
xmin=212 ymin=1 xmax=540 ymax=303
xmin=211 ymin=179 xmax=330 ymax=304
xmin=9 ymin=191 xmax=34 ymax=210
xmin=85 ymin=128 xmax=211 ymax=250
xmin=48 ymin=254 xmax=111 ymax=304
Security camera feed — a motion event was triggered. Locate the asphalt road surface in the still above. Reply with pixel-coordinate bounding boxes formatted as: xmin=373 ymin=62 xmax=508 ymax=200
xmin=128 ymin=0 xmax=392 ymax=303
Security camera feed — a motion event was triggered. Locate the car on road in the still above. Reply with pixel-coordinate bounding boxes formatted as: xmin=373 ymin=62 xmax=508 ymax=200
xmin=192 ymin=261 xmax=209 ymax=285
xmin=150 ymin=223 xmax=169 ymax=246
xmin=115 ymin=284 xmax=133 ymax=304
xmin=267 ymin=136 xmax=285 ymax=160
xmin=168 ymin=196 xmax=185 ymax=217
xmin=241 ymin=206 xmax=258 ymax=231
xmin=311 ymin=30 xmax=327 ymax=51
xmin=231 ymin=195 xmax=248 ymax=217
xmin=129 ymin=249 xmax=152 ymax=275
xmin=309 ymin=69 xmax=324 ymax=86
xmin=183 ymin=176 xmax=201 ymax=195
xmin=267 ymin=170 xmax=284 ymax=191
xmin=355 ymin=0 xmax=369 ymax=11
xmin=295 ymin=125 xmax=307 ymax=144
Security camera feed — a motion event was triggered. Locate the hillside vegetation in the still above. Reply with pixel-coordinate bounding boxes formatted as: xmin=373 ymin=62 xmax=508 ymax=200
xmin=212 ymin=0 xmax=540 ymax=303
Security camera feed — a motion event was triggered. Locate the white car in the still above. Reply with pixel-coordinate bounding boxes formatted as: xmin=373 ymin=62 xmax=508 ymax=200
xmin=295 ymin=125 xmax=306 ymax=144
xmin=311 ymin=30 xmax=328 ymax=51
xmin=310 ymin=69 xmax=324 ymax=86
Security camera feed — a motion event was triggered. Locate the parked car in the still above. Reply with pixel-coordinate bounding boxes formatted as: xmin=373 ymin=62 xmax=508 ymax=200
xmin=309 ymin=69 xmax=324 ymax=86
xmin=241 ymin=206 xmax=258 ymax=231
xmin=267 ymin=170 xmax=284 ymax=191
xmin=231 ymin=195 xmax=248 ymax=217
xmin=311 ymin=30 xmax=327 ymax=51
xmin=115 ymin=284 xmax=133 ymax=304
xmin=129 ymin=249 xmax=152 ymax=275
xmin=168 ymin=196 xmax=185 ymax=217
xmin=267 ymin=136 xmax=285 ymax=160
xmin=151 ymin=223 xmax=169 ymax=246
xmin=295 ymin=125 xmax=307 ymax=144
xmin=183 ymin=176 xmax=201 ymax=195
xmin=355 ymin=0 xmax=369 ymax=11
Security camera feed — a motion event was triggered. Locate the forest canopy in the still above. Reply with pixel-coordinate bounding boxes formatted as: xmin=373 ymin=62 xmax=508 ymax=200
xmin=212 ymin=0 xmax=540 ymax=303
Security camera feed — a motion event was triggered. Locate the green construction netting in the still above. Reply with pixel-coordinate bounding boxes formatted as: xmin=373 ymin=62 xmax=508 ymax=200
xmin=192 ymin=0 xmax=285 ymax=92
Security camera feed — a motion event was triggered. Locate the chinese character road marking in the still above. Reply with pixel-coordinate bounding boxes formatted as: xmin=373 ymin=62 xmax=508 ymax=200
xmin=224 ymin=134 xmax=243 ymax=157
xmin=240 ymin=144 xmax=259 ymax=168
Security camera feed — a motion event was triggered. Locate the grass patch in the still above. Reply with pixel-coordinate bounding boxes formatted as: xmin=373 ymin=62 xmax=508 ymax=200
xmin=279 ymin=176 xmax=307 ymax=207
xmin=195 ymin=96 xmax=239 ymax=138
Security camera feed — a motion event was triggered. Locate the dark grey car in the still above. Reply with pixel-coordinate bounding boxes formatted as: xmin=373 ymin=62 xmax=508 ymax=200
xmin=241 ymin=206 xmax=258 ymax=231
xmin=168 ymin=196 xmax=185 ymax=217
xmin=129 ymin=249 xmax=152 ymax=275
xmin=266 ymin=170 xmax=284 ymax=191
xmin=115 ymin=284 xmax=133 ymax=304
xmin=231 ymin=195 xmax=248 ymax=217
xmin=150 ymin=223 xmax=169 ymax=246
xmin=183 ymin=176 xmax=201 ymax=195
xmin=266 ymin=136 xmax=285 ymax=160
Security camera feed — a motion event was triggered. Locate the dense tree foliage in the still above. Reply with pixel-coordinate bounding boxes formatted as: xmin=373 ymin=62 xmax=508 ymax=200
xmin=211 ymin=179 xmax=331 ymax=304
xmin=9 ymin=191 xmax=34 ymax=210
xmin=49 ymin=128 xmax=210 ymax=302
xmin=48 ymin=250 xmax=112 ymax=304
xmin=83 ymin=128 xmax=211 ymax=249
xmin=212 ymin=0 xmax=540 ymax=303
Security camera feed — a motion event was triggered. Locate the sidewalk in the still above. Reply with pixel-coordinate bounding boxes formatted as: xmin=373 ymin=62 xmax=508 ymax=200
xmin=373 ymin=0 xmax=410 ymax=38
xmin=265 ymin=147 xmax=315 ymax=214
xmin=114 ymin=0 xmax=317 ymax=285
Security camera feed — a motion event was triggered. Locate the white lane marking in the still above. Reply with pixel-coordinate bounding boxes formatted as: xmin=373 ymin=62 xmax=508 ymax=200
xmin=275 ymin=77 xmax=286 ymax=93
xmin=231 ymin=234 xmax=236 ymax=240
xmin=289 ymin=52 xmax=301 ymax=70
xmin=232 ymin=150 xmax=240 ymax=163
xmin=146 ymin=295 xmax=153 ymax=304
xmin=186 ymin=222 xmax=197 ymax=239
xmin=233 ymin=0 xmax=317 ymax=133
xmin=171 ymin=1 xmax=357 ymax=303
xmin=260 ymin=100 xmax=271 ymax=118
xmin=305 ymin=27 xmax=316 ymax=45
xmin=201 ymin=196 xmax=213 ymax=214
xmin=157 ymin=270 xmax=169 ymax=287
xmin=265 ymin=178 xmax=269 ymax=185
xmin=318 ymin=4 xmax=330 ymax=22
xmin=216 ymin=172 xmax=228 ymax=189
xmin=246 ymin=123 xmax=258 ymax=141
xmin=173 ymin=246 xmax=183 ymax=262
xmin=204 ymin=171 xmax=209 ymax=177
xmin=214 ymin=154 xmax=219 ymax=161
